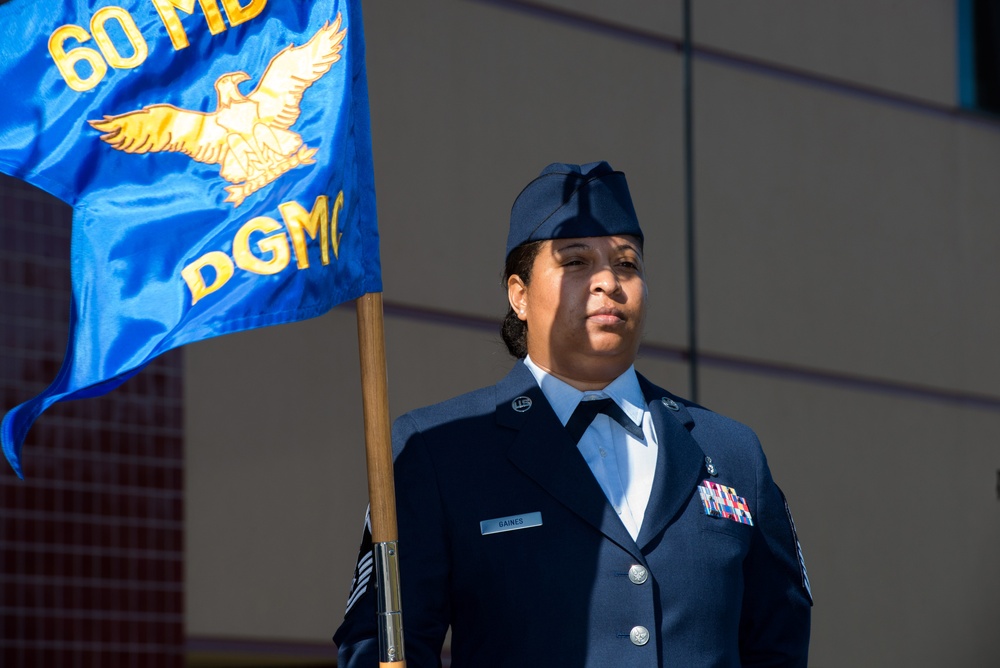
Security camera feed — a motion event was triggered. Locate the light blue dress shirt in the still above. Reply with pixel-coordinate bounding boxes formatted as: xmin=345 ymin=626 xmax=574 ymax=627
xmin=524 ymin=355 xmax=659 ymax=541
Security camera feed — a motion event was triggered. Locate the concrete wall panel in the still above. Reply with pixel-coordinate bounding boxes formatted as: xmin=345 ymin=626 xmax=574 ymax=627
xmin=696 ymin=0 xmax=957 ymax=106
xmin=185 ymin=309 xmax=369 ymax=642
xmin=529 ymin=0 xmax=679 ymax=35
xmin=695 ymin=58 xmax=1000 ymax=395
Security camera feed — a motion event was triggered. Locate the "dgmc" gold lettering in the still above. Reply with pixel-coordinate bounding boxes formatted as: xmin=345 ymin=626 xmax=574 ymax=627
xmin=181 ymin=193 xmax=344 ymax=305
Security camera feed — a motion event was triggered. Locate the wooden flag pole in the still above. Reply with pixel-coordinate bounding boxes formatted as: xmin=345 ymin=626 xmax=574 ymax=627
xmin=356 ymin=292 xmax=405 ymax=667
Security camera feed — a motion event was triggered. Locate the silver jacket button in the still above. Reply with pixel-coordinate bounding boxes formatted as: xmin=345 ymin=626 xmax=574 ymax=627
xmin=628 ymin=564 xmax=648 ymax=585
xmin=630 ymin=625 xmax=650 ymax=646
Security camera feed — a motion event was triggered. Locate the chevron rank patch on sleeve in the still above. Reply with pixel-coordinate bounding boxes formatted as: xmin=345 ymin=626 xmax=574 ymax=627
xmin=344 ymin=506 xmax=374 ymax=614
xmin=781 ymin=490 xmax=813 ymax=604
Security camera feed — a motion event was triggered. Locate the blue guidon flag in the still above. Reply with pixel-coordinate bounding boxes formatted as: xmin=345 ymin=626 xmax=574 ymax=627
xmin=0 ymin=0 xmax=381 ymax=477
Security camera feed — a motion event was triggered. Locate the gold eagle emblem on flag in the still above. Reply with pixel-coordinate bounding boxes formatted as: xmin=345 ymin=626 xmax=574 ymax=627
xmin=88 ymin=15 xmax=346 ymax=207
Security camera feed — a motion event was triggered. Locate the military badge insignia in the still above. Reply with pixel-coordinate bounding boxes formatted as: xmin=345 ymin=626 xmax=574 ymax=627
xmin=511 ymin=396 xmax=532 ymax=412
xmin=781 ymin=490 xmax=813 ymax=602
xmin=89 ymin=16 xmax=347 ymax=207
xmin=344 ymin=506 xmax=374 ymax=615
xmin=698 ymin=480 xmax=754 ymax=526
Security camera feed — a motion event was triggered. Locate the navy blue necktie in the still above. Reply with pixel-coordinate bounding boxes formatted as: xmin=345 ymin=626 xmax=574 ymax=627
xmin=565 ymin=397 xmax=644 ymax=445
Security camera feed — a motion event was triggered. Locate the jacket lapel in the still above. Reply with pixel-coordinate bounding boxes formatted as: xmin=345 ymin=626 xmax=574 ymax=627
xmin=635 ymin=377 xmax=708 ymax=550
xmin=498 ymin=362 xmax=642 ymax=560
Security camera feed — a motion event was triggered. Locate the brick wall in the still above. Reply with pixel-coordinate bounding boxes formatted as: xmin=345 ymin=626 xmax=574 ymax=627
xmin=0 ymin=174 xmax=184 ymax=668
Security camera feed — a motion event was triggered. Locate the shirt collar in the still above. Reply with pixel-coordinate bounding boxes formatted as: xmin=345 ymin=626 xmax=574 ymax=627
xmin=523 ymin=355 xmax=646 ymax=427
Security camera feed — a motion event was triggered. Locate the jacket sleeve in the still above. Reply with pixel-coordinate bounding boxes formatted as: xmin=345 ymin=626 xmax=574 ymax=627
xmin=738 ymin=441 xmax=813 ymax=667
xmin=333 ymin=414 xmax=452 ymax=668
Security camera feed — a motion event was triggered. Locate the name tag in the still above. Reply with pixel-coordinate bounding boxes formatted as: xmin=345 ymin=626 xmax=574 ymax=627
xmin=480 ymin=511 xmax=543 ymax=536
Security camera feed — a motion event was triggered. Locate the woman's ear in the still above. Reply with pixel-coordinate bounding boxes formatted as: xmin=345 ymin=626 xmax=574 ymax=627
xmin=507 ymin=274 xmax=528 ymax=321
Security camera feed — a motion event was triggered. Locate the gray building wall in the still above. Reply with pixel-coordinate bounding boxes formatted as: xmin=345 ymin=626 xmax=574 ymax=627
xmin=185 ymin=2 xmax=1000 ymax=666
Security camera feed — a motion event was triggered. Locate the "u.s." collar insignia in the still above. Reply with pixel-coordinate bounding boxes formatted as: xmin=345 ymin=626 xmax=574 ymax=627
xmin=511 ymin=396 xmax=532 ymax=412
xmin=661 ymin=397 xmax=679 ymax=411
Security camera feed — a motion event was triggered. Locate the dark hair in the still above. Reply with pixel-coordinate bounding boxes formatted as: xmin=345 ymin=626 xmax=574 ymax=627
xmin=500 ymin=241 xmax=543 ymax=358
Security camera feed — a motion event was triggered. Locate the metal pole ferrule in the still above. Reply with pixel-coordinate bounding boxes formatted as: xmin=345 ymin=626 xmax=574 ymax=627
xmin=374 ymin=540 xmax=405 ymax=664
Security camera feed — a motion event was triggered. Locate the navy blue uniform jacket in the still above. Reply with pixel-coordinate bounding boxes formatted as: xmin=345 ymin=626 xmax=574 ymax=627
xmin=335 ymin=361 xmax=811 ymax=667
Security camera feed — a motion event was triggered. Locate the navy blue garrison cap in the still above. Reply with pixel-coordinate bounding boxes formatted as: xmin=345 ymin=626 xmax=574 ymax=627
xmin=506 ymin=161 xmax=642 ymax=259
